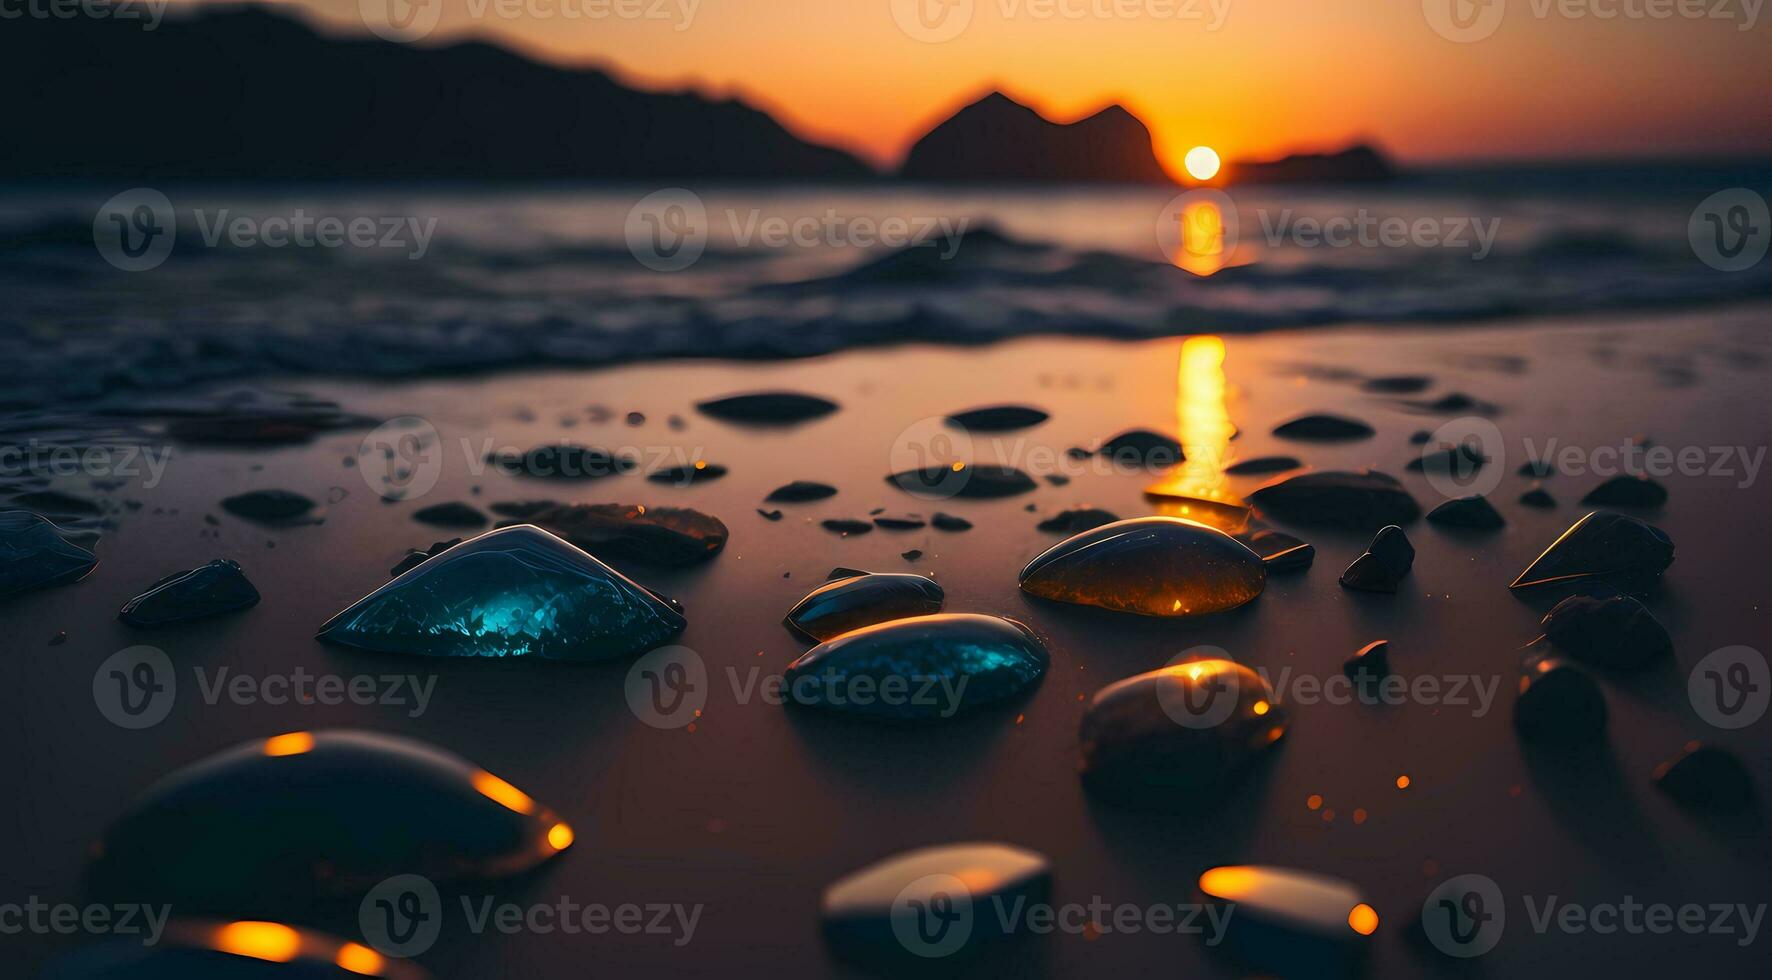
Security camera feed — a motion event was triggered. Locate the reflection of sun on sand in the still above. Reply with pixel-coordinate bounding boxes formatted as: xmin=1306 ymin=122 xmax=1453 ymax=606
xmin=1170 ymin=199 xmax=1228 ymax=277
xmin=1145 ymin=335 xmax=1250 ymax=531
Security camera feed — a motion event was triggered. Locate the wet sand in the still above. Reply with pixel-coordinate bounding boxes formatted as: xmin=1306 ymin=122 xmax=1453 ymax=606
xmin=4 ymin=303 xmax=1771 ymax=977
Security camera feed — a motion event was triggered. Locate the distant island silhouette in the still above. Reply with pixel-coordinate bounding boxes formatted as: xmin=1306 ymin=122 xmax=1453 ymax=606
xmin=0 ymin=4 xmax=1392 ymax=184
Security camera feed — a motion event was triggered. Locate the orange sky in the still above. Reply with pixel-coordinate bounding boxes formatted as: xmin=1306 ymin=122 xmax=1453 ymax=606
xmin=268 ymin=0 xmax=1771 ymax=174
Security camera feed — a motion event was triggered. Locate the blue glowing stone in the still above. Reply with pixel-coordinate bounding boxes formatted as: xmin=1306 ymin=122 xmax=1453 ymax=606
xmin=783 ymin=613 xmax=1048 ymax=721
xmin=0 ymin=510 xmax=97 ymax=597
xmin=317 ymin=524 xmax=684 ymax=661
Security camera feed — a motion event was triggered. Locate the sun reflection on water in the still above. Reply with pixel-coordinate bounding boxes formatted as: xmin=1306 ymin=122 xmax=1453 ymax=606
xmin=1145 ymin=335 xmax=1249 ymax=531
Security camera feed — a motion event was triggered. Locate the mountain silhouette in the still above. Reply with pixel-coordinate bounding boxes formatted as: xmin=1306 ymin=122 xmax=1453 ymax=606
xmin=0 ymin=5 xmax=872 ymax=179
xmin=900 ymin=92 xmax=1173 ymax=183
xmin=1229 ymin=144 xmax=1395 ymax=183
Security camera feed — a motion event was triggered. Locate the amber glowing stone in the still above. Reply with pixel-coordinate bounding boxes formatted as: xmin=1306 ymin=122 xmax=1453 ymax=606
xmin=1019 ymin=517 xmax=1265 ymax=618
xmin=1196 ymin=865 xmax=1376 ymax=972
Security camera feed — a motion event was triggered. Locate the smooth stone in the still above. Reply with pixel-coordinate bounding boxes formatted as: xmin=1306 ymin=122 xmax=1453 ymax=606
xmin=1095 ymin=429 xmax=1184 ymax=467
xmin=901 ymin=549 xmax=923 ymax=561
xmin=43 ymin=921 xmax=433 ymax=980
xmin=758 ymin=508 xmax=783 ymax=521
xmin=412 ymin=501 xmax=488 ymax=528
xmin=390 ymin=538 xmax=461 ymax=576
xmin=1045 ymin=474 xmax=1070 ymax=486
xmin=1407 ymin=443 xmax=1487 ymax=476
xmin=822 ymin=843 xmax=1051 ymax=959
xmin=1653 ymin=743 xmax=1754 ymax=810
xmin=317 ymin=525 xmax=685 ymax=661
xmin=1581 ymin=475 xmax=1667 ymax=507
xmin=1340 ymin=525 xmax=1413 ymax=593
xmin=1339 ymin=554 xmax=1397 ymax=593
xmin=1540 ymin=594 xmax=1671 ymax=669
xmin=1362 ymin=375 xmax=1433 ymax=393
xmin=491 ymin=502 xmax=727 ymax=566
xmin=1197 ymin=865 xmax=1377 ymax=970
xmin=647 ymin=462 xmax=728 ymax=484
xmin=0 ymin=510 xmax=98 ymax=596
xmin=874 ymin=516 xmax=927 ymax=530
xmin=1510 ymin=511 xmax=1674 ymax=592
xmin=1020 ymin=517 xmax=1266 ymax=618
xmin=1079 ymin=659 xmax=1288 ymax=802
xmin=1037 ymin=507 xmax=1120 ymax=534
xmin=886 ymin=464 xmax=1037 ymax=498
xmin=1225 ymin=456 xmax=1302 ymax=476
xmin=488 ymin=444 xmax=635 ymax=480
xmin=1344 ymin=640 xmax=1390 ymax=681
xmin=1426 ymin=494 xmax=1505 ymax=530
xmin=784 ymin=573 xmax=945 ymax=642
xmin=931 ymin=512 xmax=973 ymax=531
xmin=766 ymin=480 xmax=837 ymax=503
xmin=87 ymin=730 xmax=571 ymax=916
xmin=220 ymin=490 xmax=316 ymax=524
xmin=1519 ymin=458 xmax=1555 ymax=477
xmin=1237 ymin=529 xmax=1315 ymax=571
xmin=1514 ymin=654 xmax=1607 ymax=742
xmin=1409 ymin=430 xmax=1432 ymax=445
xmin=1520 ymin=486 xmax=1556 ymax=508
xmin=822 ymin=519 xmax=873 ymax=536
xmin=1272 ymin=414 xmax=1375 ymax=442
xmin=1249 ymin=470 xmax=1420 ymax=528
xmin=946 ymin=405 xmax=1049 ymax=431
xmin=695 ymin=391 xmax=838 ymax=424
xmin=1406 ymin=392 xmax=1496 ymax=414
xmin=119 ymin=559 xmax=260 ymax=627
xmin=783 ymin=614 xmax=1047 ymax=721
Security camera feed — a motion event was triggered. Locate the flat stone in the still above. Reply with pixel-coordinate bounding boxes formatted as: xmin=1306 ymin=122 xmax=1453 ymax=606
xmin=766 ymin=481 xmax=837 ymax=503
xmin=695 ymin=391 xmax=838 ymax=424
xmin=1514 ymin=654 xmax=1607 ymax=742
xmin=784 ymin=572 xmax=945 ymax=642
xmin=946 ymin=405 xmax=1049 ymax=431
xmin=1340 ymin=525 xmax=1413 ymax=593
xmin=220 ymin=490 xmax=316 ymax=525
xmin=1036 ymin=507 xmax=1120 ymax=534
xmin=886 ymin=465 xmax=1036 ymax=499
xmin=873 ymin=516 xmax=927 ymax=531
xmin=647 ymin=462 xmax=727 ymax=485
xmin=119 ymin=559 xmax=260 ymax=627
xmin=1225 ymin=456 xmax=1302 ymax=476
xmin=0 ymin=510 xmax=98 ymax=596
xmin=931 ymin=512 xmax=972 ymax=532
xmin=1653 ymin=743 xmax=1754 ymax=810
xmin=1249 ymin=470 xmax=1420 ymax=528
xmin=413 ymin=502 xmax=488 ymax=528
xmin=1540 ymin=594 xmax=1671 ymax=669
xmin=1361 ymin=375 xmax=1433 ymax=393
xmin=491 ymin=502 xmax=727 ymax=566
xmin=1510 ymin=511 xmax=1673 ymax=592
xmin=822 ymin=843 xmax=1051 ymax=959
xmin=1581 ymin=475 xmax=1667 ymax=507
xmin=1426 ymin=495 xmax=1504 ymax=530
xmin=1237 ymin=529 xmax=1314 ymax=571
xmin=822 ymin=519 xmax=873 ymax=536
xmin=1272 ymin=414 xmax=1374 ymax=442
xmin=1095 ymin=430 xmax=1184 ymax=468
xmin=1021 ymin=517 xmax=1266 ymax=618
xmin=783 ymin=614 xmax=1048 ymax=721
xmin=1519 ymin=458 xmax=1555 ymax=477
xmin=1520 ymin=486 xmax=1556 ymax=508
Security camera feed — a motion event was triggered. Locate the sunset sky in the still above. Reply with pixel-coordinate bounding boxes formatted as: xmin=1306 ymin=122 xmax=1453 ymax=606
xmin=258 ymin=0 xmax=1770 ymax=175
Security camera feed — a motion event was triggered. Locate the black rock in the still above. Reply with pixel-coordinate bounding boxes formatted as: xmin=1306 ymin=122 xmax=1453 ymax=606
xmin=1511 ymin=511 xmax=1674 ymax=592
xmin=412 ymin=502 xmax=488 ymax=528
xmin=647 ymin=462 xmax=728 ymax=485
xmin=757 ymin=508 xmax=783 ymax=521
xmin=931 ymin=512 xmax=972 ymax=531
xmin=873 ymin=516 xmax=926 ymax=530
xmin=493 ymin=502 xmax=727 ymax=566
xmin=1340 ymin=525 xmax=1413 ymax=593
xmin=1272 ymin=414 xmax=1374 ymax=442
xmin=1037 ymin=507 xmax=1120 ymax=534
xmin=625 ymin=411 xmax=645 ymax=425
xmin=767 ymin=481 xmax=837 ymax=503
xmin=488 ymin=445 xmax=635 ymax=480
xmin=784 ymin=572 xmax=945 ymax=642
xmin=1426 ymin=494 xmax=1505 ymax=530
xmin=1045 ymin=474 xmax=1070 ymax=486
xmin=119 ymin=559 xmax=260 ymax=627
xmin=1344 ymin=640 xmax=1390 ymax=681
xmin=1362 ymin=375 xmax=1433 ymax=393
xmin=1409 ymin=430 xmax=1432 ymax=445
xmin=219 ymin=489 xmax=316 ymax=524
xmin=947 ymin=404 xmax=1049 ymax=431
xmin=1249 ymin=470 xmax=1421 ymax=528
xmin=886 ymin=465 xmax=1037 ymax=498
xmin=695 ymin=391 xmax=838 ymax=424
xmin=1520 ymin=486 xmax=1556 ymax=508
xmin=0 ymin=510 xmax=98 ymax=596
xmin=1095 ymin=429 xmax=1184 ymax=467
xmin=1514 ymin=655 xmax=1608 ymax=742
xmin=1518 ymin=458 xmax=1555 ymax=477
xmin=1224 ymin=456 xmax=1302 ymax=476
xmin=822 ymin=519 xmax=873 ymax=536
xmin=390 ymin=538 xmax=461 ymax=576
xmin=1581 ymin=475 xmax=1667 ymax=507
xmin=1237 ymin=529 xmax=1314 ymax=571
xmin=1540 ymin=594 xmax=1671 ymax=669
xmin=1408 ymin=443 xmax=1488 ymax=476
xmin=1654 ymin=743 xmax=1754 ymax=810
xmin=901 ymin=549 xmax=923 ymax=561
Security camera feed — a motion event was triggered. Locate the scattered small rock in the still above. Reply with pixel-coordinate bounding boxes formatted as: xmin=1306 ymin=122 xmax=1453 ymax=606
xmin=412 ymin=502 xmax=488 ymax=528
xmin=766 ymin=481 xmax=837 ymax=503
xmin=1340 ymin=525 xmax=1414 ymax=593
xmin=931 ymin=512 xmax=972 ymax=532
xmin=822 ymin=519 xmax=873 ymax=536
xmin=1514 ymin=654 xmax=1608 ymax=742
xmin=1272 ymin=414 xmax=1374 ymax=442
xmin=1344 ymin=640 xmax=1390 ymax=682
xmin=1654 ymin=743 xmax=1754 ymax=810
xmin=1581 ymin=475 xmax=1667 ymax=507
xmin=1540 ymin=593 xmax=1671 ymax=669
xmin=1224 ymin=456 xmax=1302 ymax=476
xmin=758 ymin=508 xmax=783 ymax=521
xmin=1426 ymin=494 xmax=1504 ymax=530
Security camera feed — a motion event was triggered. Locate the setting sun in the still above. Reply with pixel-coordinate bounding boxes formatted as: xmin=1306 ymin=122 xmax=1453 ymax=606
xmin=1184 ymin=146 xmax=1222 ymax=181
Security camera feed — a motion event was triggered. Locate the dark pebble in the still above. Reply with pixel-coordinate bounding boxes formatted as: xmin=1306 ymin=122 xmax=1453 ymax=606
xmin=946 ymin=405 xmax=1050 ymax=431
xmin=1520 ymin=486 xmax=1556 ymax=508
xmin=1249 ymin=470 xmax=1420 ymax=529
xmin=1581 ymin=475 xmax=1667 ymax=507
xmin=647 ymin=463 xmax=728 ymax=485
xmin=1344 ymin=640 xmax=1390 ymax=682
xmin=695 ymin=391 xmax=838 ymax=424
xmin=822 ymin=519 xmax=873 ymax=536
xmin=1540 ymin=594 xmax=1671 ymax=669
xmin=766 ymin=481 xmax=837 ymax=503
xmin=1514 ymin=654 xmax=1608 ymax=742
xmin=1225 ymin=456 xmax=1302 ymax=476
xmin=412 ymin=502 xmax=488 ymax=528
xmin=873 ymin=516 xmax=927 ymax=530
xmin=1272 ymin=414 xmax=1375 ymax=442
xmin=931 ymin=512 xmax=972 ymax=531
xmin=1426 ymin=494 xmax=1505 ymax=530
xmin=757 ymin=509 xmax=783 ymax=521
xmin=1654 ymin=743 xmax=1754 ymax=810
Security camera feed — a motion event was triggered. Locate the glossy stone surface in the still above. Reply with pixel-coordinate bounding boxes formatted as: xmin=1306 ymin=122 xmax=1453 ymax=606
xmin=1237 ymin=529 xmax=1315 ymax=571
xmin=766 ymin=480 xmax=837 ymax=503
xmin=1654 ymin=743 xmax=1754 ymax=810
xmin=1427 ymin=494 xmax=1505 ymax=529
xmin=44 ymin=921 xmax=431 ymax=980
xmin=492 ymin=502 xmax=727 ymax=566
xmin=1249 ymin=470 xmax=1420 ymax=528
xmin=1510 ymin=511 xmax=1674 ymax=592
xmin=119 ymin=559 xmax=260 ymax=627
xmin=1582 ymin=474 xmax=1668 ymax=507
xmin=885 ymin=464 xmax=1037 ymax=498
xmin=1541 ymin=594 xmax=1671 ymax=669
xmin=783 ymin=614 xmax=1047 ymax=721
xmin=1339 ymin=525 xmax=1414 ymax=593
xmin=931 ymin=512 xmax=972 ymax=531
xmin=220 ymin=490 xmax=316 ymax=525
xmin=87 ymin=730 xmax=571 ymax=915
xmin=1272 ymin=413 xmax=1374 ymax=441
xmin=1197 ymin=865 xmax=1376 ymax=970
xmin=317 ymin=525 xmax=685 ymax=661
xmin=0 ymin=510 xmax=97 ymax=596
xmin=1344 ymin=640 xmax=1390 ymax=682
xmin=695 ymin=391 xmax=838 ymax=423
xmin=1079 ymin=659 xmax=1288 ymax=802
xmin=1036 ymin=506 xmax=1120 ymax=534
xmin=1095 ymin=429 xmax=1184 ymax=467
xmin=1020 ymin=517 xmax=1265 ymax=618
xmin=1514 ymin=654 xmax=1608 ymax=742
xmin=822 ymin=842 xmax=1051 ymax=959
xmin=946 ymin=404 xmax=1049 ymax=431
xmin=784 ymin=573 xmax=945 ymax=642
